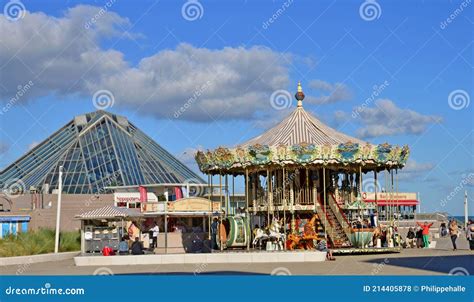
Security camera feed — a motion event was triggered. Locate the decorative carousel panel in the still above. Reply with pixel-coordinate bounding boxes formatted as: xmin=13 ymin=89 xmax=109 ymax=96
xmin=195 ymin=143 xmax=409 ymax=173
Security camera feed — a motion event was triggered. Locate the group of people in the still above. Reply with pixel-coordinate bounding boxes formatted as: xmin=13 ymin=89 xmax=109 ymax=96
xmin=115 ymin=221 xmax=161 ymax=255
xmin=405 ymin=221 xmax=433 ymax=248
xmin=405 ymin=219 xmax=474 ymax=251
xmin=441 ymin=219 xmax=474 ymax=251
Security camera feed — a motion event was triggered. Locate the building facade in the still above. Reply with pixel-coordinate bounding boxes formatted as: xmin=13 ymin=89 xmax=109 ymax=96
xmin=0 ymin=111 xmax=205 ymax=195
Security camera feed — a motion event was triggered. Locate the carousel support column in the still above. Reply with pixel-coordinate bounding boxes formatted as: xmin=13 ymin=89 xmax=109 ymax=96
xmin=225 ymin=175 xmax=229 ymax=215
xmin=219 ymin=174 xmax=223 ymax=216
xmin=359 ymin=165 xmax=363 ymax=220
xmin=267 ymin=168 xmax=271 ymax=224
xmin=252 ymin=172 xmax=257 ymax=212
xmin=374 ymin=171 xmax=378 ymax=218
xmin=208 ymin=174 xmax=211 ymax=240
xmin=396 ymin=169 xmax=400 ymax=234
xmin=290 ymin=171 xmax=295 ymax=233
xmin=323 ymin=167 xmax=327 ymax=240
xmin=305 ymin=167 xmax=310 ymax=204
xmin=245 ymin=168 xmax=250 ymax=251
xmin=232 ymin=174 xmax=235 ymax=214
xmin=391 ymin=169 xmax=395 ymax=224
xmin=283 ymin=167 xmax=287 ymax=248
xmin=312 ymin=169 xmax=317 ymax=213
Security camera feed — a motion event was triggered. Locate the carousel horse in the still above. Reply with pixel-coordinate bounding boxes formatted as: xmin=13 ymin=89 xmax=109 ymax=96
xmin=268 ymin=217 xmax=285 ymax=250
xmin=252 ymin=227 xmax=269 ymax=248
xmin=386 ymin=225 xmax=394 ymax=248
xmin=302 ymin=214 xmax=319 ymax=249
xmin=287 ymin=234 xmax=303 ymax=250
xmin=287 ymin=214 xmax=320 ymax=250
xmin=373 ymin=226 xmax=382 ymax=248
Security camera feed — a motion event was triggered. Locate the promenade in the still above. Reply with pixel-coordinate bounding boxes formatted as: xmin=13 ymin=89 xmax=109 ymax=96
xmin=1 ymin=237 xmax=472 ymax=276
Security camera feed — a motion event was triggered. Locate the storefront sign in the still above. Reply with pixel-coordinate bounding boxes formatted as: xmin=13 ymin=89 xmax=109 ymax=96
xmin=167 ymin=197 xmax=220 ymax=212
xmin=114 ymin=192 xmax=158 ymax=208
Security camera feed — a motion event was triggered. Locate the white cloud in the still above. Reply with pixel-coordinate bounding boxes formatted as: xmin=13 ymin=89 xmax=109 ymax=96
xmin=306 ymin=79 xmax=352 ymax=104
xmin=0 ymin=6 xmax=291 ymax=122
xmin=176 ymin=146 xmax=204 ymax=173
xmin=398 ymin=159 xmax=434 ymax=180
xmin=28 ymin=141 xmax=39 ymax=150
xmin=354 ymin=99 xmax=442 ymax=139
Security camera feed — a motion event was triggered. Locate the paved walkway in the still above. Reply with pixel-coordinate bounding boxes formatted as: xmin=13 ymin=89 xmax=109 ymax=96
xmin=1 ymin=237 xmax=472 ymax=276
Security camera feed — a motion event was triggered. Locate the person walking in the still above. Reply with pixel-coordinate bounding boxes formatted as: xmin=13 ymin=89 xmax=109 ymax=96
xmin=466 ymin=219 xmax=474 ymax=251
xmin=416 ymin=221 xmax=433 ymax=248
xmin=448 ymin=219 xmax=459 ymax=251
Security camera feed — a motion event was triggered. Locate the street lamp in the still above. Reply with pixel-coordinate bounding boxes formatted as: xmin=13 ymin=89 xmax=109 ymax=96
xmin=54 ymin=166 xmax=63 ymax=253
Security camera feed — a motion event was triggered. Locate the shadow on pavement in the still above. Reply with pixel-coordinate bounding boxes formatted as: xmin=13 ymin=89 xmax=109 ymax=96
xmin=364 ymin=254 xmax=474 ymax=275
xmin=116 ymin=271 xmax=267 ymax=276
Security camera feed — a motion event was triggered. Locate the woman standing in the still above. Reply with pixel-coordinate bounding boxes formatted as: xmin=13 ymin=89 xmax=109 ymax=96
xmin=448 ymin=219 xmax=459 ymax=251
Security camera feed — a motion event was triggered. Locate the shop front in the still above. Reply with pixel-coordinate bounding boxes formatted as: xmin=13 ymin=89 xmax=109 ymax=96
xmin=77 ymin=198 xmax=221 ymax=255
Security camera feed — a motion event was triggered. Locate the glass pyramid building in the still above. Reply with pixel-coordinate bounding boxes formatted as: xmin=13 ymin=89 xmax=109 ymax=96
xmin=0 ymin=111 xmax=205 ymax=194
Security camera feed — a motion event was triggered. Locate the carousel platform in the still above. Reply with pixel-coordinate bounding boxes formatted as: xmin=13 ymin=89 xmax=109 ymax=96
xmin=74 ymin=250 xmax=326 ymax=266
xmin=332 ymin=247 xmax=401 ymax=255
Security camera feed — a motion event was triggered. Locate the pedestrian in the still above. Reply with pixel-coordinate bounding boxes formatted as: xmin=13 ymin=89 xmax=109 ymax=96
xmin=416 ymin=221 xmax=433 ymax=248
xmin=415 ymin=227 xmax=423 ymax=248
xmin=149 ymin=222 xmax=159 ymax=249
xmin=406 ymin=227 xmax=415 ymax=248
xmin=448 ymin=219 xmax=459 ymax=251
xmin=211 ymin=217 xmax=218 ymax=250
xmin=467 ymin=219 xmax=474 ymax=251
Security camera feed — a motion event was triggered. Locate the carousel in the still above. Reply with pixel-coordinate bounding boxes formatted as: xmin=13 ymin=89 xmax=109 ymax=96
xmin=195 ymin=82 xmax=410 ymax=252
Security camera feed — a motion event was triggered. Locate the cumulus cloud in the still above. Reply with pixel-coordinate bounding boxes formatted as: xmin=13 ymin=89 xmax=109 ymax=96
xmin=0 ymin=6 xmax=291 ymax=121
xmin=0 ymin=5 xmax=132 ymax=100
xmin=306 ymin=79 xmax=352 ymax=104
xmin=398 ymin=159 xmax=435 ymax=180
xmin=354 ymin=99 xmax=442 ymax=139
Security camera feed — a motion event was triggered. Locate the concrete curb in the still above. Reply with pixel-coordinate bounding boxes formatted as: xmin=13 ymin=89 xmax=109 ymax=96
xmin=74 ymin=251 xmax=327 ymax=266
xmin=0 ymin=251 xmax=80 ymax=266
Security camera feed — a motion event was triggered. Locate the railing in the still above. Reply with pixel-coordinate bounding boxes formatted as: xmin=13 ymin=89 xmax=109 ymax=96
xmin=313 ymin=193 xmax=338 ymax=242
xmin=328 ymin=192 xmax=353 ymax=241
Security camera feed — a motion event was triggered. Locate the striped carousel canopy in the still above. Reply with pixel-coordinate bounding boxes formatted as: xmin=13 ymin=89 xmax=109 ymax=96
xmin=195 ymin=82 xmax=409 ymax=173
xmin=75 ymin=206 xmax=142 ymax=220
xmin=239 ymin=103 xmax=366 ymax=147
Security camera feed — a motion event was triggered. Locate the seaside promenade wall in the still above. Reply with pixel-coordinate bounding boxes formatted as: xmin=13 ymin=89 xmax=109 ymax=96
xmin=1 ymin=193 xmax=114 ymax=231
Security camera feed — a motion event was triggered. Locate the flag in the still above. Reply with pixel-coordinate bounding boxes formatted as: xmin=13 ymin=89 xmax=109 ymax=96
xmin=174 ymin=187 xmax=183 ymax=200
xmin=139 ymin=186 xmax=147 ymax=202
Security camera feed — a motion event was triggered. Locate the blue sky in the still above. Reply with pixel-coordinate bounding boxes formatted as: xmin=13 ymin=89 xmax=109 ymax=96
xmin=0 ymin=0 xmax=472 ymax=215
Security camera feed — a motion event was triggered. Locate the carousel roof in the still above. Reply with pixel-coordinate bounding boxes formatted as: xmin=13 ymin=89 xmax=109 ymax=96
xmin=195 ymin=82 xmax=409 ymax=173
xmin=240 ymin=82 xmax=365 ymax=147
xmin=240 ymin=104 xmax=365 ymax=147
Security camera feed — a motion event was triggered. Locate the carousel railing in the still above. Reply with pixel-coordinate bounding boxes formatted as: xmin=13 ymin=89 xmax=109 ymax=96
xmin=313 ymin=194 xmax=339 ymax=244
xmin=295 ymin=187 xmax=313 ymax=205
xmin=328 ymin=192 xmax=353 ymax=240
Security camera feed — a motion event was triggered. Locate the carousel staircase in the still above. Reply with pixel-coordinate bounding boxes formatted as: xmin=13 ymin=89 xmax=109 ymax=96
xmin=314 ymin=195 xmax=352 ymax=248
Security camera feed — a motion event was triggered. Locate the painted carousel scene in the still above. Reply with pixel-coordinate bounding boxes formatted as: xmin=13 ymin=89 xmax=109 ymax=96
xmin=0 ymin=1 xmax=472 ymax=278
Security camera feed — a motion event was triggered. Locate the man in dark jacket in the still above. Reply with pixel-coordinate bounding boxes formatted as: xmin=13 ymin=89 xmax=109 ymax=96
xmin=131 ymin=237 xmax=144 ymax=255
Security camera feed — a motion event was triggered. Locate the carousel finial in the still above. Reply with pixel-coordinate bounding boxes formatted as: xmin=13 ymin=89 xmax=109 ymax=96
xmin=295 ymin=81 xmax=305 ymax=107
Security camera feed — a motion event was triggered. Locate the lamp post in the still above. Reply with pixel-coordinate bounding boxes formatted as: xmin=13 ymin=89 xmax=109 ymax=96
xmin=164 ymin=189 xmax=168 ymax=254
xmin=54 ymin=166 xmax=63 ymax=253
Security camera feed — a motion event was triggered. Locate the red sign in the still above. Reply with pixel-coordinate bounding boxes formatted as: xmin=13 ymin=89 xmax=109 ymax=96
xmin=139 ymin=186 xmax=147 ymax=202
